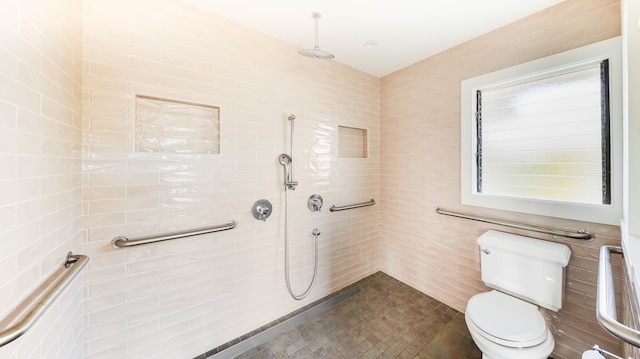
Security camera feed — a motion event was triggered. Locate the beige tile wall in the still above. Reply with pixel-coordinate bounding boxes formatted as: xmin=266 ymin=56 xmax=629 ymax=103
xmin=0 ymin=0 xmax=84 ymax=358
xmin=81 ymin=0 xmax=380 ymax=358
xmin=379 ymin=0 xmax=624 ymax=358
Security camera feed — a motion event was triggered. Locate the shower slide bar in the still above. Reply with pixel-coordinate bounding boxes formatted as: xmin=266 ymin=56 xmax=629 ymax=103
xmin=111 ymin=220 xmax=237 ymax=249
xmin=597 ymin=245 xmax=640 ymax=348
xmin=0 ymin=252 xmax=89 ymax=348
xmin=329 ymin=199 xmax=375 ymax=212
xmin=435 ymin=207 xmax=594 ymax=241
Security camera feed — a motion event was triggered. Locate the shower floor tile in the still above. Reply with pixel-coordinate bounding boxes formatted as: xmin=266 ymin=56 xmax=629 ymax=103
xmin=233 ymin=272 xmax=481 ymax=359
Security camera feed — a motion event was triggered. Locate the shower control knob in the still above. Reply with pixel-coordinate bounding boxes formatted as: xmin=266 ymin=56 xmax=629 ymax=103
xmin=307 ymin=194 xmax=323 ymax=212
xmin=252 ymin=199 xmax=273 ymax=221
xmin=256 ymin=205 xmax=269 ymax=220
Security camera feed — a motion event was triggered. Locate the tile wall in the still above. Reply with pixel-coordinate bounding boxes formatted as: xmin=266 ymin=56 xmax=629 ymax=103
xmin=379 ymin=0 xmax=625 ymax=358
xmin=623 ymin=265 xmax=640 ymax=358
xmin=81 ymin=0 xmax=380 ymax=358
xmin=0 ymin=0 xmax=84 ymax=358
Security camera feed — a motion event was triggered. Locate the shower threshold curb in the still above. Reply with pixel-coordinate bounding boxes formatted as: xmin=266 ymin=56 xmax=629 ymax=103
xmin=202 ymin=286 xmax=361 ymax=359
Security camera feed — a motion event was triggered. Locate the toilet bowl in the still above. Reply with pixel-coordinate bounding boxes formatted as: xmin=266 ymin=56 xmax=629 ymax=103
xmin=465 ymin=290 xmax=554 ymax=359
xmin=465 ymin=231 xmax=571 ymax=359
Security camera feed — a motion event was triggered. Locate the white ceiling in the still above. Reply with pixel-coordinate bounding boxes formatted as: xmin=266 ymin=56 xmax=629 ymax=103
xmin=179 ymin=0 xmax=566 ymax=77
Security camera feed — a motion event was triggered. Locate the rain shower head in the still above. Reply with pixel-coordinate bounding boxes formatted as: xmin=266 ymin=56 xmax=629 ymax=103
xmin=299 ymin=13 xmax=334 ymax=60
xmin=299 ymin=48 xmax=335 ymax=60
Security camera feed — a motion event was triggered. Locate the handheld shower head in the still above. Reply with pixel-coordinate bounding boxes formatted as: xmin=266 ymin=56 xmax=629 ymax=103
xmin=279 ymin=154 xmax=292 ymax=166
xmin=278 ymin=153 xmax=297 ymax=190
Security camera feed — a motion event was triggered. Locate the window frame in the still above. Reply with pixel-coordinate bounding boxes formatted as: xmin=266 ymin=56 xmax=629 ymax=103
xmin=460 ymin=37 xmax=622 ymax=225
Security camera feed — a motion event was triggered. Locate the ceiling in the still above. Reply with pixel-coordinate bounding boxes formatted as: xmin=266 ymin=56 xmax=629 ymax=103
xmin=179 ymin=0 xmax=566 ymax=77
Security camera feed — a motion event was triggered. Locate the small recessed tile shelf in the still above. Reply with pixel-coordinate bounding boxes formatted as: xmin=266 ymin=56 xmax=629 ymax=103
xmin=338 ymin=125 xmax=368 ymax=158
xmin=135 ymin=95 xmax=220 ymax=154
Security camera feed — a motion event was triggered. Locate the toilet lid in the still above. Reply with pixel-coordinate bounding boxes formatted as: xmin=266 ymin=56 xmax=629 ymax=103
xmin=467 ymin=290 xmax=548 ymax=347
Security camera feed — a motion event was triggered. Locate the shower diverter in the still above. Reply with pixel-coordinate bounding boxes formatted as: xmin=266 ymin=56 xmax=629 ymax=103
xmin=307 ymin=194 xmax=323 ymax=212
xmin=251 ymin=199 xmax=272 ymax=221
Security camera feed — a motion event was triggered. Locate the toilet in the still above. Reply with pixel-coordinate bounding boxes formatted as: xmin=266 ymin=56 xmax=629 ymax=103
xmin=465 ymin=230 xmax=571 ymax=359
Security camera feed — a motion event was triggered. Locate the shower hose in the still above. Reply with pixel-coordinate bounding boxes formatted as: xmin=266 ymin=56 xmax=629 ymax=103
xmin=284 ymin=188 xmax=318 ymax=300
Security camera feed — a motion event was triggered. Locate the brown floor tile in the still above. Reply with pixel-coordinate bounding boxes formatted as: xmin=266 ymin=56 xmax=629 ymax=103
xmin=233 ymin=272 xmax=481 ymax=359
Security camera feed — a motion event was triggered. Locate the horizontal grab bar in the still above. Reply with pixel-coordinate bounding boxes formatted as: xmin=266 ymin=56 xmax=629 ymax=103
xmin=112 ymin=220 xmax=237 ymax=249
xmin=435 ymin=207 xmax=594 ymax=241
xmin=590 ymin=345 xmax=624 ymax=359
xmin=597 ymin=245 xmax=640 ymax=348
xmin=330 ymin=199 xmax=375 ymax=212
xmin=0 ymin=252 xmax=89 ymax=347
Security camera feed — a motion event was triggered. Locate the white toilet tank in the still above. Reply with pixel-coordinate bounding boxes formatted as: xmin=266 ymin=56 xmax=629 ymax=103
xmin=478 ymin=230 xmax=571 ymax=311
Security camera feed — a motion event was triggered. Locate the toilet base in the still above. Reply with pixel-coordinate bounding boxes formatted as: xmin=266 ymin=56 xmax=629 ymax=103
xmin=465 ymin=311 xmax=554 ymax=359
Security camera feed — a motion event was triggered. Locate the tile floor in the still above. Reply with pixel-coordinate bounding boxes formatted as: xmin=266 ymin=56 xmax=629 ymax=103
xmin=232 ymin=272 xmax=482 ymax=359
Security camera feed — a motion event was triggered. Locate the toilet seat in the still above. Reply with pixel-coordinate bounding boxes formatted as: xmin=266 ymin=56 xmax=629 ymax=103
xmin=467 ymin=290 xmax=548 ymax=348
xmin=465 ymin=314 xmax=555 ymax=359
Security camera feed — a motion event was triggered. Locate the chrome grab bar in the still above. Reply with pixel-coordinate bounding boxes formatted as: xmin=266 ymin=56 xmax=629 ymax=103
xmin=435 ymin=207 xmax=594 ymax=241
xmin=590 ymin=344 xmax=624 ymax=359
xmin=329 ymin=199 xmax=375 ymax=212
xmin=0 ymin=252 xmax=89 ymax=347
xmin=596 ymin=245 xmax=640 ymax=348
xmin=111 ymin=220 xmax=237 ymax=249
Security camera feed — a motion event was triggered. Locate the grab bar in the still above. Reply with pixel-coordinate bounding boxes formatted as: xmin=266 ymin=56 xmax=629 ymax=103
xmin=0 ymin=252 xmax=89 ymax=347
xmin=589 ymin=345 xmax=624 ymax=359
xmin=111 ymin=220 xmax=237 ymax=249
xmin=330 ymin=199 xmax=375 ymax=212
xmin=435 ymin=207 xmax=594 ymax=241
xmin=596 ymin=245 xmax=640 ymax=348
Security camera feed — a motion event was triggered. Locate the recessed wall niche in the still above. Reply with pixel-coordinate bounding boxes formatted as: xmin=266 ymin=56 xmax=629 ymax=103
xmin=135 ymin=95 xmax=220 ymax=154
xmin=338 ymin=125 xmax=368 ymax=158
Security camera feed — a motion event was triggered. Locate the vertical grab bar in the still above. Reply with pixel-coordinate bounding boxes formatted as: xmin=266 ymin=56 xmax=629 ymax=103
xmin=596 ymin=245 xmax=640 ymax=348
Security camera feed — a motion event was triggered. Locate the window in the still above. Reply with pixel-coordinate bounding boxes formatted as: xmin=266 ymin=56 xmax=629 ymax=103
xmin=461 ymin=37 xmax=622 ymax=225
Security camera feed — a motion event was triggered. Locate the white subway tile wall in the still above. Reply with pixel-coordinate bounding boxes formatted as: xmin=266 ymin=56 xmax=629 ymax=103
xmin=0 ymin=0 xmax=84 ymax=359
xmin=380 ymin=0 xmax=624 ymax=358
xmin=82 ymin=0 xmax=380 ymax=358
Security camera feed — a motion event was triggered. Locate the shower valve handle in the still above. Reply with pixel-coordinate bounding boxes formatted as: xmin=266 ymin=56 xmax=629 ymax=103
xmin=307 ymin=194 xmax=323 ymax=212
xmin=256 ymin=205 xmax=270 ymax=220
xmin=252 ymin=199 xmax=273 ymax=222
